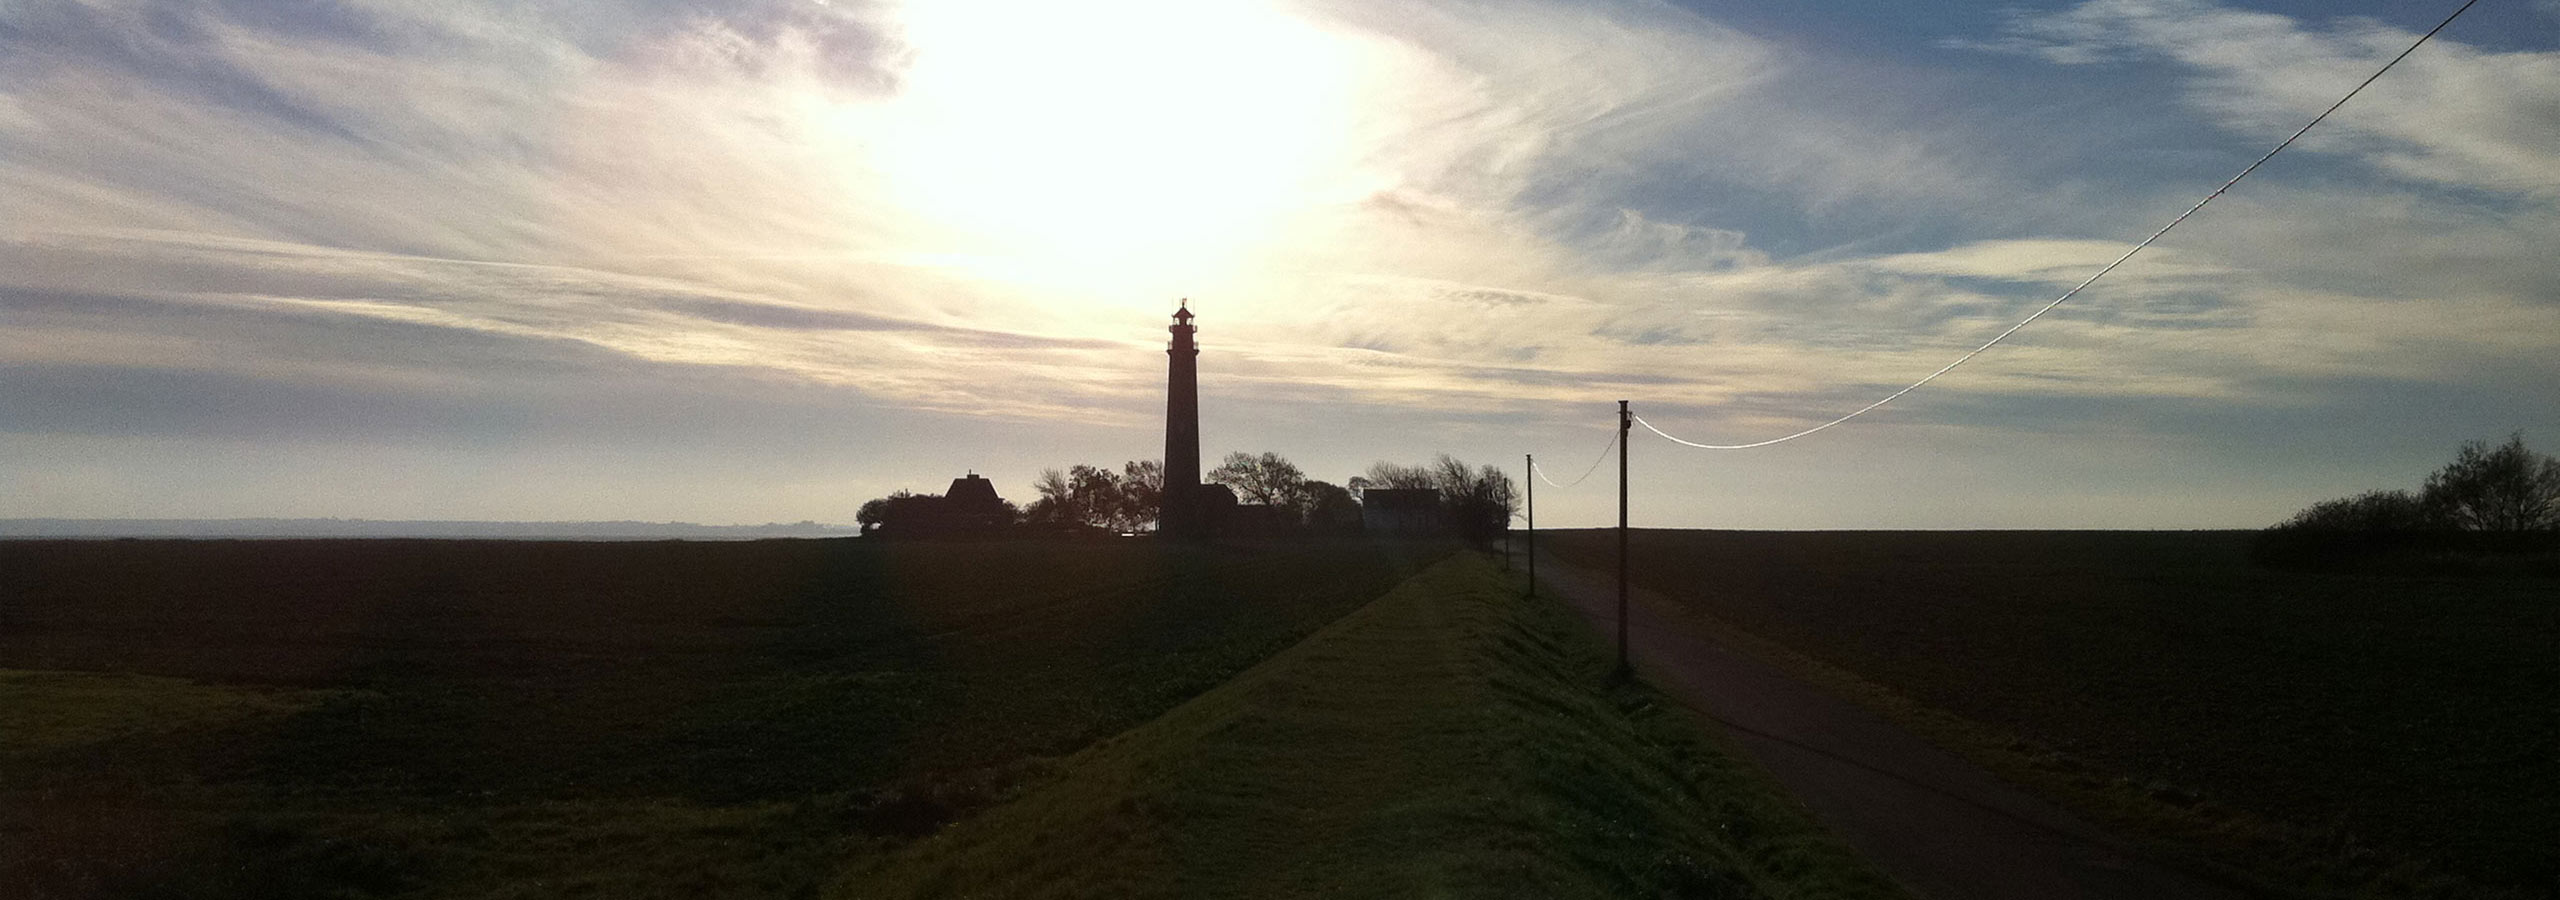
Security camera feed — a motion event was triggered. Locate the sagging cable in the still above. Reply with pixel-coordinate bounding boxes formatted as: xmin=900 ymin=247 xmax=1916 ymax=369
xmin=1535 ymin=428 xmax=1619 ymax=488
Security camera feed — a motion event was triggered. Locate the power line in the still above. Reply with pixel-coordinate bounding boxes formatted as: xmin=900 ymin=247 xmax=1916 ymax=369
xmin=1535 ymin=426 xmax=1620 ymax=488
xmin=1638 ymin=0 xmax=2482 ymax=452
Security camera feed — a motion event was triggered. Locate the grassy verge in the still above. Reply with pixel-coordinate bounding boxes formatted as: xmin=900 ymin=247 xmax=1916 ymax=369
xmin=838 ymin=552 xmax=1908 ymax=900
xmin=1541 ymin=529 xmax=2556 ymax=899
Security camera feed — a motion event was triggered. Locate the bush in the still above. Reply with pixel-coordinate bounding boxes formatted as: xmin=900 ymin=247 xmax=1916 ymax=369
xmin=2277 ymin=490 xmax=2428 ymax=533
xmin=2258 ymin=435 xmax=2560 ymax=568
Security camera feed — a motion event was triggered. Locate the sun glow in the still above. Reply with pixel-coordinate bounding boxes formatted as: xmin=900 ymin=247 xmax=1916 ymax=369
xmin=861 ymin=0 xmax=1386 ymax=280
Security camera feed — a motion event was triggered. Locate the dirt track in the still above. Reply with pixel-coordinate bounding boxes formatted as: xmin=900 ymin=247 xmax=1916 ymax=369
xmin=1534 ymin=553 xmax=2247 ymax=900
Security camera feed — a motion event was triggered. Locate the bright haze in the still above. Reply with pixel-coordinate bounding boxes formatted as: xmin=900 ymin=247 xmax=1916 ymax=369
xmin=5 ymin=0 xmax=2557 ymax=529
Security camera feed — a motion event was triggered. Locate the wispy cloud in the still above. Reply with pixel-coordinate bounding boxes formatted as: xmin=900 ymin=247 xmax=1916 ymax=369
xmin=1961 ymin=0 xmax=2560 ymax=196
xmin=3 ymin=0 xmax=2556 ymax=524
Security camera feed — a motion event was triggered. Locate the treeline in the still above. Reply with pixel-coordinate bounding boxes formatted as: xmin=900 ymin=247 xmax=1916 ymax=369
xmin=1026 ymin=460 xmax=1166 ymax=533
xmin=855 ymin=452 xmax=1518 ymax=541
xmin=1346 ymin=456 xmax=1518 ymax=542
xmin=2258 ymin=433 xmax=2560 ymax=567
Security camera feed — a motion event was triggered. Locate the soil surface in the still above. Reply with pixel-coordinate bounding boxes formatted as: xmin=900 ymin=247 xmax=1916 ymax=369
xmin=1534 ymin=552 xmax=2247 ymax=900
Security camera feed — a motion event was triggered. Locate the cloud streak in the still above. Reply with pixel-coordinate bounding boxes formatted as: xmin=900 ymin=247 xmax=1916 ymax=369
xmin=1965 ymin=0 xmax=2560 ymax=196
xmin=2 ymin=0 xmax=2555 ymax=525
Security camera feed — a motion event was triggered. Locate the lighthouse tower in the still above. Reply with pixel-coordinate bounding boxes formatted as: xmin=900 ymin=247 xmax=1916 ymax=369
xmin=1160 ymin=301 xmax=1202 ymax=538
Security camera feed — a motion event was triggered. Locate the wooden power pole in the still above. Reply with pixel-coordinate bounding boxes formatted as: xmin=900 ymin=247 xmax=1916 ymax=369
xmin=1616 ymin=400 xmax=1631 ymax=675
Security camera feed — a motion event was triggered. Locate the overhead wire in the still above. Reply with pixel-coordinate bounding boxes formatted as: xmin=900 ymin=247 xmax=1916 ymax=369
xmin=1534 ymin=426 xmax=1620 ymax=488
xmin=1636 ymin=0 xmax=2482 ymax=451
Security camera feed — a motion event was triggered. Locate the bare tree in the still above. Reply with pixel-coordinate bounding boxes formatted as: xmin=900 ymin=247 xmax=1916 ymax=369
xmin=1352 ymin=454 xmax=1518 ymax=542
xmin=1027 ymin=469 xmax=1071 ymax=524
xmin=1349 ymin=461 xmax=1434 ymax=500
xmin=2259 ymin=433 xmax=2560 ymax=566
xmin=2422 ymin=433 xmax=2560 ymax=533
xmin=1431 ymin=454 xmax=1519 ymax=542
xmin=1208 ymin=451 xmax=1309 ymax=512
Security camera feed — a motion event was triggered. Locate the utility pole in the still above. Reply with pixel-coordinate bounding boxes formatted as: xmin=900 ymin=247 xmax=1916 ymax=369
xmin=1524 ymin=453 xmax=1536 ymax=598
xmin=1616 ymin=400 xmax=1631 ymax=676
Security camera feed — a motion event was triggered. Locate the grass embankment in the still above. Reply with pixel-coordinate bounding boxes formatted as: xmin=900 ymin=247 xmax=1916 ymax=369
xmin=2 ymin=538 xmax=1444 ymax=898
xmin=841 ymin=552 xmax=1907 ymax=900
xmin=1542 ymin=529 xmax=2558 ymax=899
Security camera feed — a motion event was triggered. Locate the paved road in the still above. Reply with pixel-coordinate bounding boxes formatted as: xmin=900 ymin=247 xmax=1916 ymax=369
xmin=1534 ymin=554 xmax=2249 ymax=900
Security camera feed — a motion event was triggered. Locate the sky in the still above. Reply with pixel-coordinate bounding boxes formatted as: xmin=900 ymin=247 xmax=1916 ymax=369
xmin=4 ymin=0 xmax=2558 ymax=529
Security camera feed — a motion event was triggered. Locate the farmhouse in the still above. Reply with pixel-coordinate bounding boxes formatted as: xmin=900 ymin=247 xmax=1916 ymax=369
xmin=942 ymin=473 xmax=1012 ymax=532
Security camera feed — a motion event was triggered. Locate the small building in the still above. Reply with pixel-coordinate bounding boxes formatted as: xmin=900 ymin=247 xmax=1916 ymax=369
xmin=1360 ymin=488 xmax=1443 ymax=536
xmin=942 ymin=473 xmax=1013 ymax=532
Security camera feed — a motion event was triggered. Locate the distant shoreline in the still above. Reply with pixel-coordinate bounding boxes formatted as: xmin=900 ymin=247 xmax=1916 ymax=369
xmin=0 ymin=518 xmax=859 ymax=541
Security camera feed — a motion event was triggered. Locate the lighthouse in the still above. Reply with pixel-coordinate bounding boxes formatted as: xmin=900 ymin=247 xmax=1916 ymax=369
xmin=1160 ymin=301 xmax=1202 ymax=538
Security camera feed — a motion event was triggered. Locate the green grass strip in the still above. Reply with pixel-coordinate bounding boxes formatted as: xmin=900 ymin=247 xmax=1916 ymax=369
xmin=0 ymin=669 xmax=323 ymax=757
xmin=836 ymin=552 xmax=1906 ymax=900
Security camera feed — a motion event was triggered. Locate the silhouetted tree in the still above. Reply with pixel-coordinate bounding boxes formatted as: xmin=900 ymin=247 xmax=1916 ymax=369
xmin=1208 ymin=451 xmax=1309 ymax=514
xmin=855 ymin=490 xmax=983 ymax=538
xmin=855 ymin=490 xmax=912 ymax=535
xmin=1351 ymin=454 xmax=1518 ymax=542
xmin=1431 ymin=455 xmax=1519 ymax=543
xmin=1025 ymin=471 xmax=1067 ymax=523
xmin=1348 ymin=462 xmax=1434 ymax=500
xmin=1070 ymin=465 xmax=1123 ymax=527
xmin=2421 ymin=433 xmax=2560 ymax=533
xmin=1025 ymin=460 xmax=1166 ymax=532
xmin=1302 ymin=480 xmax=1362 ymax=533
xmin=1118 ymin=459 xmax=1164 ymax=531
xmin=1028 ymin=465 xmax=1123 ymax=530
xmin=2260 ymin=433 xmax=2560 ymax=566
